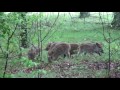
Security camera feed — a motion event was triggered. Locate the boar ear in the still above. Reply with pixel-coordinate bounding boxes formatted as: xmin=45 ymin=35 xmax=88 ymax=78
xmin=96 ymin=43 xmax=102 ymax=48
xmin=49 ymin=42 xmax=54 ymax=45
xmin=52 ymin=42 xmax=55 ymax=44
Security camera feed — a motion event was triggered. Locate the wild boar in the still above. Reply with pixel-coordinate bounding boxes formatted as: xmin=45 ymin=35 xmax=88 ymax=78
xmin=63 ymin=43 xmax=79 ymax=58
xmin=46 ymin=42 xmax=79 ymax=57
xmin=45 ymin=42 xmax=57 ymax=51
xmin=48 ymin=43 xmax=71 ymax=62
xmin=28 ymin=45 xmax=41 ymax=60
xmin=78 ymin=42 xmax=104 ymax=56
xmin=45 ymin=42 xmax=65 ymax=51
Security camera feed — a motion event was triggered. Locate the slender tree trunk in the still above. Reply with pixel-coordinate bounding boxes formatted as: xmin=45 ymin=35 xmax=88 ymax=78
xmin=79 ymin=12 xmax=90 ymax=18
xmin=3 ymin=24 xmax=18 ymax=78
xmin=111 ymin=12 xmax=120 ymax=29
xmin=20 ymin=12 xmax=28 ymax=48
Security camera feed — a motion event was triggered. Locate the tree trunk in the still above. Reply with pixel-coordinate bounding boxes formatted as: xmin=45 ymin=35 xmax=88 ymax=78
xmin=111 ymin=12 xmax=120 ymax=29
xmin=79 ymin=12 xmax=90 ymax=18
xmin=20 ymin=12 xmax=28 ymax=48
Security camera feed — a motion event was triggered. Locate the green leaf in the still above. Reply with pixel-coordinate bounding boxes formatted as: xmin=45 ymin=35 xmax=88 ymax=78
xmin=0 ymin=34 xmax=4 ymax=38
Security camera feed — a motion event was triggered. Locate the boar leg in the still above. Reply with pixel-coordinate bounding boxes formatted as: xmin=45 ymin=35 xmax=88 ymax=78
xmin=97 ymin=52 xmax=101 ymax=56
xmin=65 ymin=51 xmax=70 ymax=58
xmin=64 ymin=54 xmax=66 ymax=58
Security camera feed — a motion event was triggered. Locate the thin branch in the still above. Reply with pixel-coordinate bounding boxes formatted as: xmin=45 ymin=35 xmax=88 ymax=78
xmin=108 ymin=28 xmax=111 ymax=78
xmin=3 ymin=23 xmax=18 ymax=78
xmin=0 ymin=45 xmax=5 ymax=56
xmin=8 ymin=23 xmax=18 ymax=41
xmin=39 ymin=13 xmax=42 ymax=62
xmin=111 ymin=37 xmax=120 ymax=43
xmin=44 ymin=22 xmax=63 ymax=42
xmin=99 ymin=12 xmax=109 ymax=43
xmin=99 ymin=12 xmax=111 ymax=78
xmin=41 ymin=12 xmax=59 ymax=42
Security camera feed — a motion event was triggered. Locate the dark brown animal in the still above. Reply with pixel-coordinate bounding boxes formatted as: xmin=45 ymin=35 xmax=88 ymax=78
xmin=48 ymin=43 xmax=71 ymax=62
xmin=69 ymin=43 xmax=79 ymax=55
xmin=45 ymin=42 xmax=57 ymax=51
xmin=45 ymin=42 xmax=64 ymax=51
xmin=78 ymin=42 xmax=104 ymax=56
xmin=64 ymin=43 xmax=79 ymax=58
xmin=46 ymin=42 xmax=79 ymax=57
xmin=28 ymin=46 xmax=41 ymax=60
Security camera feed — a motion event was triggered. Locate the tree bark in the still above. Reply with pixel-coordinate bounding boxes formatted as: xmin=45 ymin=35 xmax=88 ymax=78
xmin=111 ymin=12 xmax=120 ymax=29
xmin=79 ymin=12 xmax=90 ymax=18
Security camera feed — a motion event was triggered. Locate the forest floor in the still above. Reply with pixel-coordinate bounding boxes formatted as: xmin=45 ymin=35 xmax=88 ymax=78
xmin=6 ymin=58 xmax=120 ymax=78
